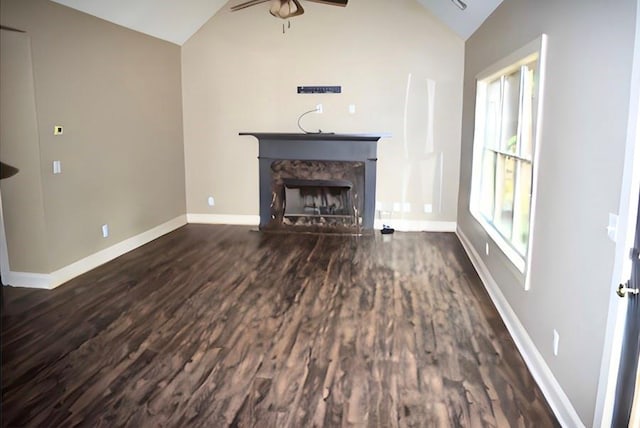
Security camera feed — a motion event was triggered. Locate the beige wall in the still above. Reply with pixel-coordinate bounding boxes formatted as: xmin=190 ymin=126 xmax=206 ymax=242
xmin=0 ymin=30 xmax=49 ymax=273
xmin=457 ymin=0 xmax=636 ymax=424
xmin=182 ymin=0 xmax=464 ymax=223
xmin=0 ymin=0 xmax=186 ymax=272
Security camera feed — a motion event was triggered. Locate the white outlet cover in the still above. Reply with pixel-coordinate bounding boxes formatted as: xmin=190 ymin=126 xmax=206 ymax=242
xmin=316 ymin=104 xmax=323 ymax=114
xmin=392 ymin=202 xmax=402 ymax=212
xmin=349 ymin=104 xmax=356 ymax=114
xmin=423 ymin=204 xmax=433 ymax=213
xmin=553 ymin=329 xmax=560 ymax=356
xmin=54 ymin=125 xmax=63 ymax=135
xmin=101 ymin=224 xmax=109 ymax=238
xmin=52 ymin=160 xmax=62 ymax=174
xmin=207 ymin=196 xmax=215 ymax=207
xmin=485 ymin=242 xmax=489 ymax=256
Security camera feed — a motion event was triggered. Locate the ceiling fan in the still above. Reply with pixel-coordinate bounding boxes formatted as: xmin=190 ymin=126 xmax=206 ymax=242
xmin=231 ymin=0 xmax=348 ymax=20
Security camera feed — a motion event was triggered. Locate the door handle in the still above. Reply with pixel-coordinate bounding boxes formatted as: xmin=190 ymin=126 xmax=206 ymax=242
xmin=617 ymin=282 xmax=640 ymax=298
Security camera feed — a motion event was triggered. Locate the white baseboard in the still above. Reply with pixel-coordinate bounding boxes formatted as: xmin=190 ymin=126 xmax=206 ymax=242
xmin=187 ymin=213 xmax=260 ymax=226
xmin=374 ymin=219 xmax=457 ymax=232
xmin=456 ymin=227 xmax=584 ymax=428
xmin=2 ymin=271 xmax=52 ymax=289
xmin=2 ymin=215 xmax=187 ymax=290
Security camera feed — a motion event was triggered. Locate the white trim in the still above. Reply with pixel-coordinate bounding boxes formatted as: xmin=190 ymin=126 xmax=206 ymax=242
xmin=525 ymin=33 xmax=548 ymax=292
xmin=374 ymin=219 xmax=456 ymax=232
xmin=0 ymin=189 xmax=11 ymax=284
xmin=476 ymin=35 xmax=545 ymax=81
xmin=2 ymin=271 xmax=51 ymax=289
xmin=2 ymin=215 xmax=187 ymax=290
xmin=457 ymin=227 xmax=585 ymax=428
xmin=594 ymin=0 xmax=640 ymax=425
xmin=187 ymin=213 xmax=260 ymax=226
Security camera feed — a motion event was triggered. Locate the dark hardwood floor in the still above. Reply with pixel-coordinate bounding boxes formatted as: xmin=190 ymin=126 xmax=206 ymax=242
xmin=1 ymin=225 xmax=558 ymax=427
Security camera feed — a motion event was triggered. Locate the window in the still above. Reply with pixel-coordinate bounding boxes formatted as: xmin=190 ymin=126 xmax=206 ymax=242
xmin=470 ymin=35 xmax=547 ymax=281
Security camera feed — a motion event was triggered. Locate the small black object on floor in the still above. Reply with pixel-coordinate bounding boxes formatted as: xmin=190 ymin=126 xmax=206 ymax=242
xmin=381 ymin=224 xmax=395 ymax=234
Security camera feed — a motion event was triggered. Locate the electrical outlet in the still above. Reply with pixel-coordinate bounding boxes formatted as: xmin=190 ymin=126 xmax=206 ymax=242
xmin=424 ymin=204 xmax=433 ymax=214
xmin=553 ymin=329 xmax=560 ymax=356
xmin=349 ymin=104 xmax=356 ymax=114
xmin=485 ymin=242 xmax=489 ymax=256
xmin=54 ymin=125 xmax=63 ymax=135
xmin=392 ymin=202 xmax=402 ymax=212
xmin=207 ymin=196 xmax=215 ymax=207
xmin=101 ymin=224 xmax=109 ymax=238
xmin=52 ymin=160 xmax=62 ymax=174
xmin=316 ymin=104 xmax=323 ymax=114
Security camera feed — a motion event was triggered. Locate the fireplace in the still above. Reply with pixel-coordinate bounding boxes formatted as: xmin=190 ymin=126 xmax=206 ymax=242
xmin=284 ymin=179 xmax=353 ymax=218
xmin=240 ymin=133 xmax=384 ymax=233
xmin=271 ymin=160 xmax=364 ymax=232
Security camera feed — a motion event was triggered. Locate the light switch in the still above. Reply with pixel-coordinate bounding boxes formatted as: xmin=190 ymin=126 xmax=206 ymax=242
xmin=349 ymin=104 xmax=356 ymax=114
xmin=52 ymin=160 xmax=62 ymax=174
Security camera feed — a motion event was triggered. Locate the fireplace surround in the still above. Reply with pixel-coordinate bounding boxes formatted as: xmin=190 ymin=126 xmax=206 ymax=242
xmin=241 ymin=133 xmax=384 ymax=232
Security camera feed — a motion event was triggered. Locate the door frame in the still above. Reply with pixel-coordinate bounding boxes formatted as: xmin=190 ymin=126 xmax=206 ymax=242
xmin=0 ymin=28 xmax=16 ymax=285
xmin=593 ymin=0 xmax=640 ymax=425
xmin=612 ymin=195 xmax=640 ymax=427
xmin=0 ymin=189 xmax=10 ymax=284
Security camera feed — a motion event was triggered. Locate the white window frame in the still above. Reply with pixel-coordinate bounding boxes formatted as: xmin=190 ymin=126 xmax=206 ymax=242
xmin=470 ymin=34 xmax=547 ymax=289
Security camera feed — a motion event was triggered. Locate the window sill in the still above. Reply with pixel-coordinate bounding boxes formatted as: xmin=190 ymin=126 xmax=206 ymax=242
xmin=470 ymin=209 xmax=526 ymax=274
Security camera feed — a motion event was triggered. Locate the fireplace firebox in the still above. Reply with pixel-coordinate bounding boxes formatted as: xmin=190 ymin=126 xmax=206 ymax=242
xmin=271 ymin=160 xmax=364 ymax=232
xmin=240 ymin=133 xmax=385 ymax=233
xmin=284 ymin=179 xmax=353 ymax=218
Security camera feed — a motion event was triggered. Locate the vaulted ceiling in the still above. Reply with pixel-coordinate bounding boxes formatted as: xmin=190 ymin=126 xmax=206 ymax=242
xmin=50 ymin=0 xmax=502 ymax=45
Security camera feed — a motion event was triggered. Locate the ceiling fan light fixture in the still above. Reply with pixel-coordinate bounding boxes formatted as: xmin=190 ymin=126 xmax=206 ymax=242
xmin=279 ymin=0 xmax=296 ymax=18
xmin=270 ymin=0 xmax=281 ymax=16
xmin=232 ymin=0 xmax=344 ymax=20
xmin=287 ymin=1 xmax=298 ymax=16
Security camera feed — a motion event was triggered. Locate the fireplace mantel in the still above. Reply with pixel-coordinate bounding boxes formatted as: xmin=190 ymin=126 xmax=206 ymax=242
xmin=239 ymin=132 xmax=387 ymax=142
xmin=241 ymin=132 xmax=387 ymax=231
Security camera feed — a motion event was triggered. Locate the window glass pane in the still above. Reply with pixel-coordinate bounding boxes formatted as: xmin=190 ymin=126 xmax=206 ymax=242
xmin=520 ymin=62 xmax=537 ymax=160
xmin=480 ymin=149 xmax=496 ymax=219
xmin=493 ymin=155 xmax=515 ymax=239
xmin=513 ymin=161 xmax=532 ymax=254
xmin=484 ymin=79 xmax=502 ymax=150
xmin=501 ymin=70 xmax=521 ymax=154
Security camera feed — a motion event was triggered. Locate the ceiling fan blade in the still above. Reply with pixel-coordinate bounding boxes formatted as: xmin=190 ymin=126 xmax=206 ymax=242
xmin=231 ymin=0 xmax=270 ymax=11
xmin=304 ymin=0 xmax=348 ymax=6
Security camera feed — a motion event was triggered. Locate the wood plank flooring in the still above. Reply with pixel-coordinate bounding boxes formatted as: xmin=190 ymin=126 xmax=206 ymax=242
xmin=1 ymin=225 xmax=558 ymax=427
